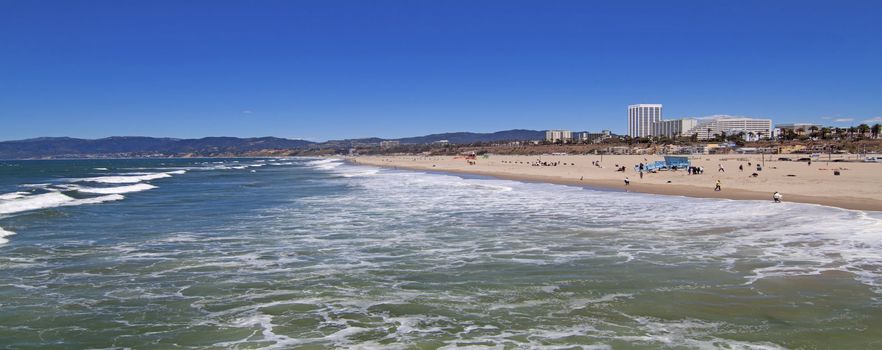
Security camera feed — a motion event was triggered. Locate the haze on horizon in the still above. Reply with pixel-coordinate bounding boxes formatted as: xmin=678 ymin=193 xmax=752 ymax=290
xmin=2 ymin=0 xmax=881 ymax=142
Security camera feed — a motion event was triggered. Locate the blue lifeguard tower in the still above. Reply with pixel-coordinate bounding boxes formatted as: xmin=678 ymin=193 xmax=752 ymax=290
xmin=644 ymin=156 xmax=690 ymax=171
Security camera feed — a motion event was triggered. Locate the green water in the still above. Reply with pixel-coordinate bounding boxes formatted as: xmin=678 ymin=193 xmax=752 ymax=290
xmin=1 ymin=158 xmax=881 ymax=349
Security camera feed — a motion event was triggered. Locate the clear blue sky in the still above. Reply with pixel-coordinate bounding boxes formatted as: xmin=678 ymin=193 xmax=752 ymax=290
xmin=2 ymin=0 xmax=881 ymax=141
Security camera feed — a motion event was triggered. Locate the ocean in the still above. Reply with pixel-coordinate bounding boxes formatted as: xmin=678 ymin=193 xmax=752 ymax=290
xmin=1 ymin=157 xmax=881 ymax=349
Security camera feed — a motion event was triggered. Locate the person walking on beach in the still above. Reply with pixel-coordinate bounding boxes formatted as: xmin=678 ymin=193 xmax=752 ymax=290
xmin=714 ymin=180 xmax=721 ymax=191
xmin=639 ymin=170 xmax=644 ymax=179
xmin=718 ymin=164 xmax=725 ymax=172
xmin=624 ymin=177 xmax=630 ymax=186
xmin=739 ymin=164 xmax=743 ymax=172
xmin=773 ymin=191 xmax=783 ymax=203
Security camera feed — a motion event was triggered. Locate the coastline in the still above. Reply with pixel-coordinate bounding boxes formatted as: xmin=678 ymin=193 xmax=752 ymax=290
xmin=349 ymin=155 xmax=882 ymax=212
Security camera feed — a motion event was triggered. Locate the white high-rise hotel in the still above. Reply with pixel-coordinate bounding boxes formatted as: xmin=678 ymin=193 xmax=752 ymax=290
xmin=628 ymin=104 xmax=662 ymax=138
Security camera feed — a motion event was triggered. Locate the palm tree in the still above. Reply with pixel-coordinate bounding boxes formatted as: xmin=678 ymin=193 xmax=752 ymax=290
xmin=820 ymin=127 xmax=831 ymax=140
xmin=809 ymin=126 xmax=819 ymax=138
xmin=872 ymin=123 xmax=881 ymax=139
xmin=858 ymin=124 xmax=871 ymax=138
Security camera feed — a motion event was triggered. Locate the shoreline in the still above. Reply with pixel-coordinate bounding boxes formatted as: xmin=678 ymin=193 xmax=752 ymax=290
xmin=349 ymin=155 xmax=882 ymax=212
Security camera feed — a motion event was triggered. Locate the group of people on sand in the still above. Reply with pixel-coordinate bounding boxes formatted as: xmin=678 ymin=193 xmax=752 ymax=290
xmin=620 ymin=171 xmax=783 ymax=204
xmin=687 ymin=166 xmax=704 ymax=175
xmin=528 ymin=159 xmax=576 ymax=167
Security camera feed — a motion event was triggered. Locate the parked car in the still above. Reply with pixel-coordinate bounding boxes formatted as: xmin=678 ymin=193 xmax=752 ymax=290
xmin=864 ymin=157 xmax=882 ymax=163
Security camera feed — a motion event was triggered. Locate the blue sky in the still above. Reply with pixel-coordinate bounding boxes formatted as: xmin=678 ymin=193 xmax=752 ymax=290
xmin=2 ymin=0 xmax=881 ymax=141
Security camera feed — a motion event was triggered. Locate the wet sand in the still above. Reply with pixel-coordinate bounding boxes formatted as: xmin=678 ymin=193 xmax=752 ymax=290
xmin=352 ymin=154 xmax=882 ymax=211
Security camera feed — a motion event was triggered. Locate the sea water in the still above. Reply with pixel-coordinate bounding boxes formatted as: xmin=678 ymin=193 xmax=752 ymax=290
xmin=1 ymin=158 xmax=881 ymax=349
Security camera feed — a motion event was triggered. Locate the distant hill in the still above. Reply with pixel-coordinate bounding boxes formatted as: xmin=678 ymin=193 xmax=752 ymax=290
xmin=0 ymin=136 xmax=316 ymax=159
xmin=0 ymin=129 xmax=559 ymax=158
xmin=394 ymin=129 xmax=545 ymax=144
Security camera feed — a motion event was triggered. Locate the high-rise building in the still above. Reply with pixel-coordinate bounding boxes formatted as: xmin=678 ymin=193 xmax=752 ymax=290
xmin=628 ymin=104 xmax=662 ymax=138
xmin=652 ymin=119 xmax=698 ymax=138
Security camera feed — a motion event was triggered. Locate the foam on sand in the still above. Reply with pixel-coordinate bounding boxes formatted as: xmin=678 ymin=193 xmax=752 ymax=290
xmin=75 ymin=183 xmax=158 ymax=195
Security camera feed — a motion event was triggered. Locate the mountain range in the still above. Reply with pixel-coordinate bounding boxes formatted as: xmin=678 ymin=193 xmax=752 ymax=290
xmin=0 ymin=129 xmax=555 ymax=159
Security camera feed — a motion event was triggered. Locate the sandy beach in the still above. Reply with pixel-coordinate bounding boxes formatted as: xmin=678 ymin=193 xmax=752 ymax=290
xmin=352 ymin=154 xmax=882 ymax=211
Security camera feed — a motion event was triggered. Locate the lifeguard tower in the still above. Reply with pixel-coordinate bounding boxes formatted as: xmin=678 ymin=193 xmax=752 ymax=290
xmin=644 ymin=156 xmax=690 ymax=171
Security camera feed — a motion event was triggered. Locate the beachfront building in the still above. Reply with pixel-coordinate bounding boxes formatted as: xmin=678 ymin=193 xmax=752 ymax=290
xmin=628 ymin=104 xmax=663 ymax=138
xmin=575 ymin=130 xmax=612 ymax=143
xmin=775 ymin=123 xmax=823 ymax=138
xmin=545 ymin=130 xmax=573 ymax=143
xmin=686 ymin=116 xmax=773 ymax=140
xmin=652 ymin=118 xmax=698 ymax=139
xmin=379 ymin=140 xmax=400 ymax=148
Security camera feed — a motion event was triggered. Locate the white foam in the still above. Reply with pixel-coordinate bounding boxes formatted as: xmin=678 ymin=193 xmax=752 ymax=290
xmin=0 ymin=191 xmax=29 ymax=200
xmin=93 ymin=167 xmax=109 ymax=171
xmin=339 ymin=168 xmax=380 ymax=178
xmin=66 ymin=194 xmax=125 ymax=205
xmin=20 ymin=183 xmax=50 ymax=188
xmin=0 ymin=226 xmax=15 ymax=245
xmin=74 ymin=170 xmax=184 ymax=184
xmin=75 ymin=183 xmax=158 ymax=195
xmin=318 ymin=163 xmax=882 ymax=294
xmin=0 ymin=192 xmax=124 ymax=216
xmin=305 ymin=158 xmax=339 ymax=165
xmin=306 ymin=158 xmax=344 ymax=171
xmin=0 ymin=192 xmax=76 ymax=215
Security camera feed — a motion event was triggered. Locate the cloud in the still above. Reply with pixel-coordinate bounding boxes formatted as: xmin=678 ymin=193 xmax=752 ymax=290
xmin=832 ymin=118 xmax=854 ymax=123
xmin=862 ymin=117 xmax=882 ymax=124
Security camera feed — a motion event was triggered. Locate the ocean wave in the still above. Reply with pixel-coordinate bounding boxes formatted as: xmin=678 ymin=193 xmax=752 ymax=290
xmin=74 ymin=183 xmax=158 ymax=195
xmin=305 ymin=158 xmax=343 ymax=171
xmin=74 ymin=170 xmax=184 ymax=184
xmin=0 ymin=192 xmax=124 ymax=216
xmin=0 ymin=226 xmax=14 ymax=245
xmin=305 ymin=158 xmax=340 ymax=166
xmin=0 ymin=191 xmax=29 ymax=200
